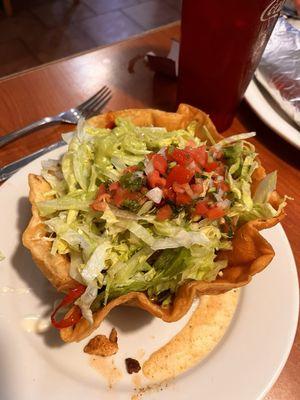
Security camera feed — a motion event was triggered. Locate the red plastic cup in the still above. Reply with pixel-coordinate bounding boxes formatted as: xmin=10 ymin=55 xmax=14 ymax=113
xmin=177 ymin=0 xmax=285 ymax=131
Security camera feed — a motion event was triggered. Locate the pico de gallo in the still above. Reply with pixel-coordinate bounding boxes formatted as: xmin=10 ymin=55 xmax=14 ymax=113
xmin=36 ymin=117 xmax=285 ymax=328
xmin=91 ymin=142 xmax=232 ymax=225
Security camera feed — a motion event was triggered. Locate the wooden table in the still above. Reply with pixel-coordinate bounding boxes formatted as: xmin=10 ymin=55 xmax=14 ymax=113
xmin=0 ymin=22 xmax=299 ymax=399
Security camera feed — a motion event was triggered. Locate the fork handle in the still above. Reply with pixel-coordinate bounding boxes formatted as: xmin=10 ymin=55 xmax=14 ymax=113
xmin=0 ymin=116 xmax=61 ymax=149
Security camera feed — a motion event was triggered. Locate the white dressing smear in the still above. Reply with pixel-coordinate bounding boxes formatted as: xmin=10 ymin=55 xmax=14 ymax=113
xmin=20 ymin=315 xmax=51 ymax=333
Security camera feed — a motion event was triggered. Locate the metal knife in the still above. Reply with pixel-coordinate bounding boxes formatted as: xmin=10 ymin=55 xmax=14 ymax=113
xmin=0 ymin=140 xmax=66 ymax=182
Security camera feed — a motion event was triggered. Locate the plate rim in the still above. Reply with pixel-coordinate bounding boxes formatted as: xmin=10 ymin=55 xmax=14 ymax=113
xmin=244 ymin=80 xmax=300 ymax=150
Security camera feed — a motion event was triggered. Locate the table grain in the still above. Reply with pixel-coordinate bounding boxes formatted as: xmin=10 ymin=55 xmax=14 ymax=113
xmin=0 ymin=22 xmax=299 ymax=399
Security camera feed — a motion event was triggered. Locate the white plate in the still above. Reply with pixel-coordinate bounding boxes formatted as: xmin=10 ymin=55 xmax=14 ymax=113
xmin=244 ymin=79 xmax=300 ymax=150
xmin=0 ymin=148 xmax=298 ymax=400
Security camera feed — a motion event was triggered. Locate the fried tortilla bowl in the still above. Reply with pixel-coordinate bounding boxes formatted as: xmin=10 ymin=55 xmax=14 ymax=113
xmin=22 ymin=104 xmax=284 ymax=343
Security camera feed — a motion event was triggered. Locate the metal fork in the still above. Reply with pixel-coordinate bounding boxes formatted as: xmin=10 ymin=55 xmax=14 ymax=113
xmin=0 ymin=85 xmax=112 ymax=148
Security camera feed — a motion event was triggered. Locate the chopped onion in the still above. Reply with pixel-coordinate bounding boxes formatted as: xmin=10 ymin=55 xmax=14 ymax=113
xmin=144 ymin=159 xmax=154 ymax=176
xmin=135 ymin=170 xmax=144 ymax=178
xmin=187 ymin=160 xmax=196 ymax=170
xmin=157 ymin=147 xmax=167 ymax=159
xmin=200 ymin=179 xmax=210 ymax=197
xmin=214 ymin=189 xmax=224 ymax=202
xmin=146 ymin=187 xmax=163 ymax=203
xmin=183 ymin=184 xmax=194 ymax=198
xmin=218 ymin=199 xmax=231 ymax=209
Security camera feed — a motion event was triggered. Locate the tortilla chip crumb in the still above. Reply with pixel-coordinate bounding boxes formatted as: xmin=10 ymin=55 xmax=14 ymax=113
xmin=109 ymin=327 xmax=118 ymax=343
xmin=84 ymin=328 xmax=118 ymax=356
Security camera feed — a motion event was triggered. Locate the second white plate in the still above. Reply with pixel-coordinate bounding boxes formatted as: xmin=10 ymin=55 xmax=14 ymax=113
xmin=244 ymin=79 xmax=300 ymax=149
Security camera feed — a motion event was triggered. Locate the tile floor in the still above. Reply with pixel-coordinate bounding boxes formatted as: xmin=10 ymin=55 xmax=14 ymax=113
xmin=0 ymin=0 xmax=181 ymax=79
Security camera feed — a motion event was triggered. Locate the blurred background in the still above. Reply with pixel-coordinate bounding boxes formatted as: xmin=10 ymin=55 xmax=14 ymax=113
xmin=0 ymin=0 xmax=181 ymax=79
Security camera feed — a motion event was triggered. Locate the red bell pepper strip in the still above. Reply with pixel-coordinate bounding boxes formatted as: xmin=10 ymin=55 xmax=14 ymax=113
xmin=51 ymin=284 xmax=86 ymax=329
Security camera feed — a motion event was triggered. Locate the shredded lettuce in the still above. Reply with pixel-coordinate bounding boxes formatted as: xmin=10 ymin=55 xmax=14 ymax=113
xmin=80 ymin=242 xmax=110 ymax=285
xmin=75 ymin=283 xmax=98 ymax=324
xmin=215 ymin=132 xmax=256 ymax=150
xmin=253 ymin=172 xmax=277 ymax=204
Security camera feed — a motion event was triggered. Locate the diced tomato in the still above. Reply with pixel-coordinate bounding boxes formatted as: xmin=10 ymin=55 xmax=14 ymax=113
xmin=147 ymin=170 xmax=166 ymax=188
xmin=91 ymin=185 xmax=111 ymax=211
xmin=193 ymin=164 xmax=201 ymax=173
xmin=215 ymin=165 xmax=225 ymax=175
xmin=113 ymin=189 xmax=126 ymax=207
xmin=97 ymin=193 xmax=110 ymax=203
xmin=185 ymin=145 xmax=207 ymax=167
xmin=109 ymin=182 xmax=120 ymax=191
xmin=112 ymin=189 xmax=124 ymax=207
xmin=147 ymin=153 xmax=154 ymax=160
xmin=91 ymin=195 xmax=110 ymax=211
xmin=173 ymin=182 xmax=186 ymax=193
xmin=163 ymin=188 xmax=176 ymax=202
xmin=204 ymin=161 xmax=218 ymax=172
xmin=186 ymin=140 xmax=196 ymax=148
xmin=170 ymin=148 xmax=192 ymax=166
xmin=156 ymin=204 xmax=172 ymax=221
xmin=214 ymin=178 xmax=229 ymax=193
xmin=166 ymin=147 xmax=174 ymax=161
xmin=194 ymin=202 xmax=209 ymax=216
xmin=206 ymin=206 xmax=225 ymax=220
xmin=219 ymin=181 xmax=230 ymax=192
xmin=96 ymin=183 xmax=107 ymax=197
xmin=152 ymin=154 xmax=167 ymax=174
xmin=123 ymin=165 xmax=138 ymax=173
xmin=111 ymin=187 xmax=141 ymax=207
xmin=113 ymin=188 xmax=129 ymax=207
xmin=176 ymin=192 xmax=192 ymax=205
xmin=215 ymin=151 xmax=223 ymax=160
xmin=166 ymin=165 xmax=194 ymax=187
xmin=191 ymin=183 xmax=203 ymax=194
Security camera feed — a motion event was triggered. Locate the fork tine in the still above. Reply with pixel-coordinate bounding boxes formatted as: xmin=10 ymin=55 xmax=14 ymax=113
xmin=77 ymin=86 xmax=110 ymax=112
xmin=83 ymin=93 xmax=112 ymax=119
xmin=91 ymin=94 xmax=112 ymax=115
xmin=80 ymin=86 xmax=111 ymax=115
xmin=77 ymin=86 xmax=109 ymax=112
xmin=89 ymin=92 xmax=112 ymax=113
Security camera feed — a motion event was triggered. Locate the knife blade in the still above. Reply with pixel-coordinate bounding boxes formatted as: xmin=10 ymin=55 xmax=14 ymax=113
xmin=0 ymin=140 xmax=66 ymax=182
